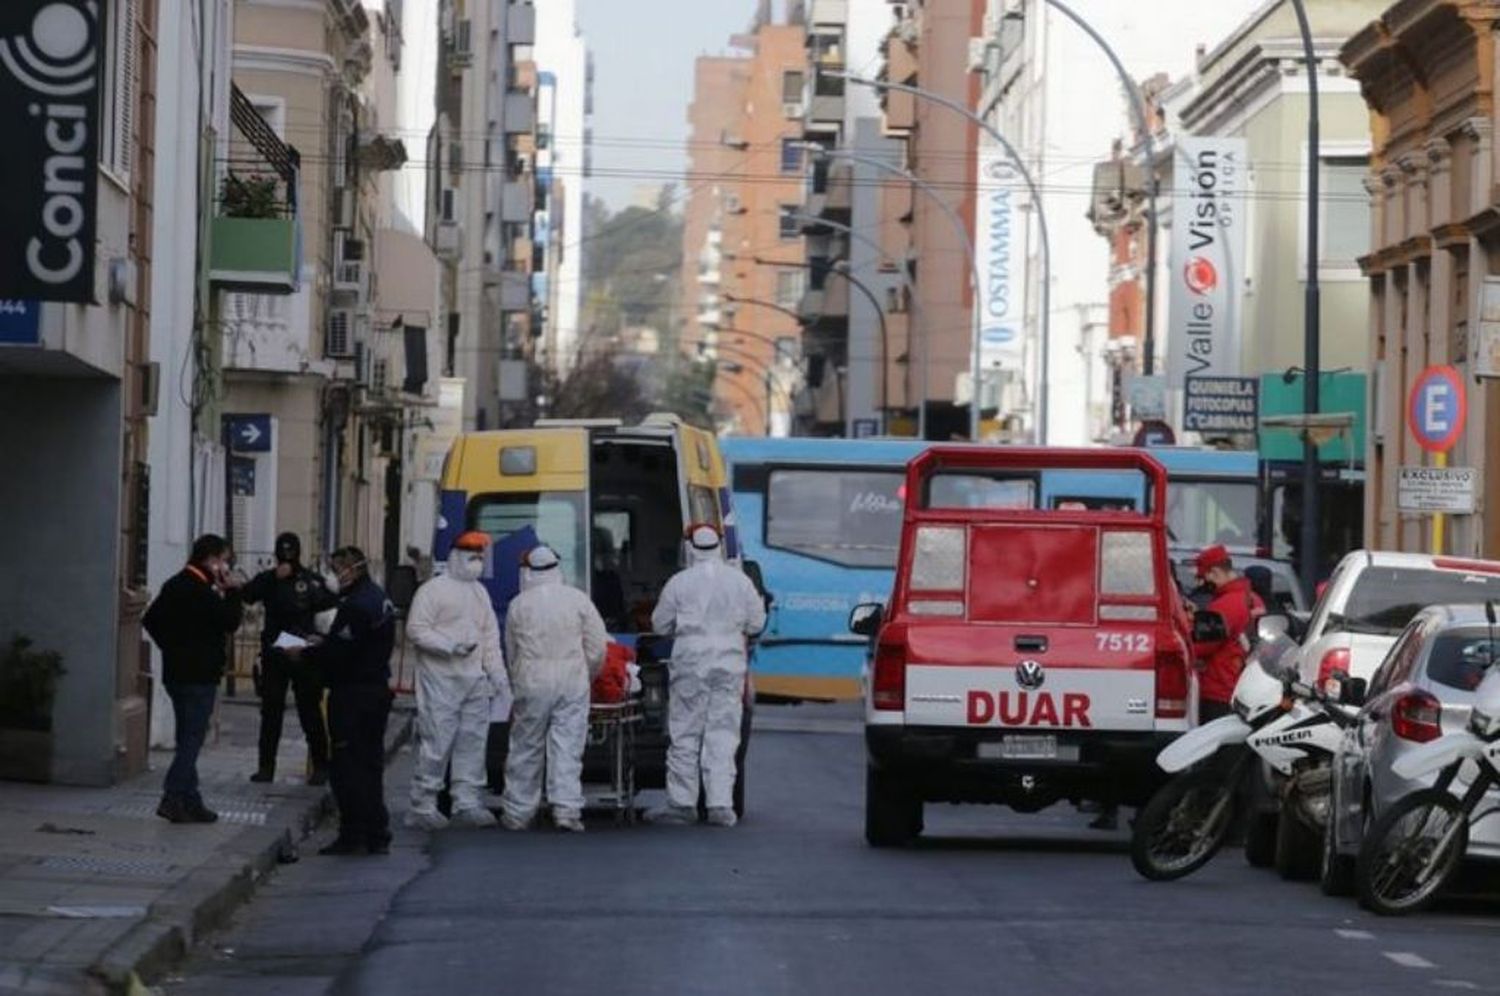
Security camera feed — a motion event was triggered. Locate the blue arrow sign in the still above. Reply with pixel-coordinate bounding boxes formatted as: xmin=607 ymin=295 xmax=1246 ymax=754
xmin=226 ymin=414 xmax=272 ymax=453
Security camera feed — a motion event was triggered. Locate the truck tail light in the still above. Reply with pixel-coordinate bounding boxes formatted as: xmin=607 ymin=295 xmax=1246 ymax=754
xmin=1316 ymin=648 xmax=1352 ymax=697
xmin=1154 ymin=644 xmax=1189 ymax=719
xmin=1391 ymin=690 xmax=1443 ymax=743
xmin=871 ymin=638 xmax=907 ymax=711
xmin=910 ymin=525 xmax=965 ymax=594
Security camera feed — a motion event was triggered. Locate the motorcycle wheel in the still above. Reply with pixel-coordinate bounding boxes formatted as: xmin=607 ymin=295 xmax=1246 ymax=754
xmin=1275 ymin=786 xmax=1322 ymax=881
xmin=1130 ymin=767 xmax=1239 ymax=881
xmin=1356 ymin=789 xmax=1469 ymax=916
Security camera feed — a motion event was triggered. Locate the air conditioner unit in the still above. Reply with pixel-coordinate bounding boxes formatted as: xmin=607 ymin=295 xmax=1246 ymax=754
xmin=333 ymin=236 xmax=366 ymax=296
xmin=967 ymin=37 xmax=988 ymax=73
xmin=326 ymin=308 xmax=356 ymax=358
xmin=449 ymin=19 xmax=473 ymax=67
xmin=782 ymin=101 xmax=803 ymax=119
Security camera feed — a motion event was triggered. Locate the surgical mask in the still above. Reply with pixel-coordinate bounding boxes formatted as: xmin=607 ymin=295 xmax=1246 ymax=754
xmin=452 ymin=554 xmax=485 ymax=582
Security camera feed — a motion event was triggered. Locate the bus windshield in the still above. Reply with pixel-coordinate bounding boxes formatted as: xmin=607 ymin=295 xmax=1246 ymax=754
xmin=1165 ymin=479 xmax=1257 ymax=549
xmin=766 ymin=467 xmax=905 ymax=568
xmin=469 ymin=491 xmax=587 ymax=584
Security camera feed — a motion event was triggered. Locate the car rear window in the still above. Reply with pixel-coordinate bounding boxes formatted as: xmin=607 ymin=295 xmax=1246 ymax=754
xmin=1425 ymin=632 xmax=1500 ymax=692
xmin=1343 ymin=568 xmax=1500 ymax=633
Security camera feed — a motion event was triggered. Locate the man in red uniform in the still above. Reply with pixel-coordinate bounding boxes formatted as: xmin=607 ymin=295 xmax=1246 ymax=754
xmin=1192 ymin=544 xmax=1264 ymax=722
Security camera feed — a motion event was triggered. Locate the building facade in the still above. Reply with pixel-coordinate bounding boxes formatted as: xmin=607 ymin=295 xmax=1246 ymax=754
xmin=1343 ymin=0 xmax=1500 ymax=560
xmin=429 ymin=0 xmax=540 ymax=432
xmin=0 ymin=0 xmax=160 ymax=783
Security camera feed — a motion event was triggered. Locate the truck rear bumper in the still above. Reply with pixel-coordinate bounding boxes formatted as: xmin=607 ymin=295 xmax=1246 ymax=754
xmin=866 ymin=725 xmax=1176 ymax=809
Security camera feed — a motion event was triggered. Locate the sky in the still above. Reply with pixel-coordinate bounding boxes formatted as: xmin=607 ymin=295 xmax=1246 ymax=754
xmin=575 ymin=0 xmax=757 ymax=212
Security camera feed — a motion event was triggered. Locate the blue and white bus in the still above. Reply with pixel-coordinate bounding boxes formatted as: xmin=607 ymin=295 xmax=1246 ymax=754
xmin=724 ymin=438 xmax=1265 ymax=702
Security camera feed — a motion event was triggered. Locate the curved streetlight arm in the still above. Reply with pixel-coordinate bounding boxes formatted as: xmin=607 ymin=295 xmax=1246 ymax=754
xmin=811 ymin=145 xmax=988 ymax=441
xmin=793 ymin=211 xmax=925 ymax=438
xmin=751 ymin=253 xmax=891 ymax=435
xmin=821 ymin=74 xmax=1052 ymax=443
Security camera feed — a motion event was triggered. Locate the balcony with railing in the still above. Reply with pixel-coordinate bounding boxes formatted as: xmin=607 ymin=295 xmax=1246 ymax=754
xmin=211 ymin=86 xmax=302 ymax=294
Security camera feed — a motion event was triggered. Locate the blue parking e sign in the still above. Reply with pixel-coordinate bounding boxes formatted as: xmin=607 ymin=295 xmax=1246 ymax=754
xmin=1406 ymin=365 xmax=1466 ymax=453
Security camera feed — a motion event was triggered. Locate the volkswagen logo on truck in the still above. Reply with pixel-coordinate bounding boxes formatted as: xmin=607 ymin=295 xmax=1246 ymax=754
xmin=0 ymin=1 xmax=101 ymax=302
xmin=1016 ymin=660 xmax=1045 ymax=690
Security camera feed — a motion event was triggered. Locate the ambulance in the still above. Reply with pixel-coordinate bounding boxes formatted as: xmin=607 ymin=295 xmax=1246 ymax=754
xmin=852 ymin=446 xmax=1195 ymax=845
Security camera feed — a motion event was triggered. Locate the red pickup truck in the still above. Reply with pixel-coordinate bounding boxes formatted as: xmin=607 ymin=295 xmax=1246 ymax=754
xmin=854 ymin=446 xmax=1195 ymax=846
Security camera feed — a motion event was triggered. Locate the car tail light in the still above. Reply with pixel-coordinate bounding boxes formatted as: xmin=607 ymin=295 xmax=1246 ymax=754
xmin=1433 ymin=557 xmax=1500 ymax=576
xmin=1316 ymin=648 xmax=1352 ymax=696
xmin=1154 ymin=645 xmax=1189 ymax=719
xmin=871 ymin=638 xmax=907 ymax=711
xmin=1391 ymin=690 xmax=1443 ymax=743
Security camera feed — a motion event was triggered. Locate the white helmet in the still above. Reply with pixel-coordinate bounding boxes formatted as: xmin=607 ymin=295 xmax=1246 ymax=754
xmin=1229 ymin=660 xmax=1284 ymax=723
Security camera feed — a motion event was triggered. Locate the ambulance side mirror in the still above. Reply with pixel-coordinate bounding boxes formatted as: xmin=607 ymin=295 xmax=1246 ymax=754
xmin=849 ymin=603 xmax=883 ymax=638
xmin=1192 ymin=609 xmax=1228 ymax=644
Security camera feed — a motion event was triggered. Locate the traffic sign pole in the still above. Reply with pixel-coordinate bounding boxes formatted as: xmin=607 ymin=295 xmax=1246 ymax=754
xmin=1433 ymin=450 xmax=1447 ymax=554
xmin=1406 ymin=365 xmax=1468 ymax=556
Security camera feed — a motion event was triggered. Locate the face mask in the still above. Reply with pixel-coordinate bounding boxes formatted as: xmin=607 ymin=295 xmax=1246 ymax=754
xmin=453 ymin=554 xmax=485 ymax=581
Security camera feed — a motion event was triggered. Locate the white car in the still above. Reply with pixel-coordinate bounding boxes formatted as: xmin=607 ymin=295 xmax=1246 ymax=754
xmin=1287 ymin=551 xmax=1500 ymax=692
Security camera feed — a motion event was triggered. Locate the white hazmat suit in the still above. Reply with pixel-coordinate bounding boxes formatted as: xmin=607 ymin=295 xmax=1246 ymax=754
xmin=499 ymin=547 xmax=608 ymax=832
xmin=405 ymin=543 xmax=509 ymax=829
xmin=652 ymin=526 xmax=767 ymax=826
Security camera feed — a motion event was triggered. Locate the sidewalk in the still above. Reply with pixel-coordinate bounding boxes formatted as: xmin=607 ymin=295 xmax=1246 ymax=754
xmin=0 ymin=696 xmax=414 ymax=995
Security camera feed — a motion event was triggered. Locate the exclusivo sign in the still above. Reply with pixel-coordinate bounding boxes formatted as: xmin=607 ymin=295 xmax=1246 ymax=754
xmin=1167 ymin=136 xmax=1246 ymax=387
xmin=0 ymin=1 xmax=102 ymax=303
xmin=974 ymin=141 xmax=1025 ymax=371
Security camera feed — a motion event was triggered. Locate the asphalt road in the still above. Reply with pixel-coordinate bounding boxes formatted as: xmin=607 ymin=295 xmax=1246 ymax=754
xmin=167 ymin=704 xmax=1500 ymax=996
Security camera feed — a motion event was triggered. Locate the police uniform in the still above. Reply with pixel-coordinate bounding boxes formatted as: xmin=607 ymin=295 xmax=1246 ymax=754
xmin=242 ymin=547 xmax=339 ymax=781
xmin=310 ymin=569 xmax=397 ymax=854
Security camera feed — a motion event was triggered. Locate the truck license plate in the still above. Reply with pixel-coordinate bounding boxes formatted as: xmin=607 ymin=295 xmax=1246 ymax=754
xmin=980 ymin=735 xmax=1060 ymax=761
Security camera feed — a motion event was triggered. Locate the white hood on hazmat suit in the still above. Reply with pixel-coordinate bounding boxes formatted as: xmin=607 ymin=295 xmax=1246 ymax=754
xmin=652 ymin=528 xmax=766 ymax=673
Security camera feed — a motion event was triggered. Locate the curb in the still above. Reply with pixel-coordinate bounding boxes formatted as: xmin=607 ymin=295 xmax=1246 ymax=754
xmin=86 ymin=704 xmax=415 ymax=994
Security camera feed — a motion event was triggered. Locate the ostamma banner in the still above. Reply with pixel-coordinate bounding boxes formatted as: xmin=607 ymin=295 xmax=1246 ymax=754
xmin=0 ymin=0 xmax=103 ymax=302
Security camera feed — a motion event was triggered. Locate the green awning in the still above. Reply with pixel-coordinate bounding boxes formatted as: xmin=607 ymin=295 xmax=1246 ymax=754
xmin=1258 ymin=372 xmax=1366 ymax=464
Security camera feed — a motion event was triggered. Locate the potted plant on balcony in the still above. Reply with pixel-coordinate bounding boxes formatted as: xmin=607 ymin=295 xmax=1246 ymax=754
xmin=0 ymin=634 xmax=65 ymax=783
xmin=211 ymin=171 xmax=299 ymax=293
xmin=221 ymin=173 xmax=281 ymax=219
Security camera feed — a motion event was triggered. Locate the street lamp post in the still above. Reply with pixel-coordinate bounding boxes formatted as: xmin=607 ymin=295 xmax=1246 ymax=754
xmin=824 ymin=73 xmax=1053 ymax=443
xmin=1289 ymin=0 xmax=1322 ymax=594
xmin=1020 ymin=0 xmax=1161 ymax=376
xmin=794 ymin=211 xmax=928 ymax=439
xmin=807 ymin=145 xmax=988 ymax=441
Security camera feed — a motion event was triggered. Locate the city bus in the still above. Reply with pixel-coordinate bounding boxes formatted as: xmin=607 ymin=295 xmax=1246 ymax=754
xmin=723 ymin=438 xmax=1267 ymax=701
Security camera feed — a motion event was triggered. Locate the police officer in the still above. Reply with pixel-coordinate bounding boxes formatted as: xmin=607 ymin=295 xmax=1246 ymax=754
xmin=292 ymin=547 xmax=397 ymax=856
xmin=242 ymin=532 xmax=339 ymax=784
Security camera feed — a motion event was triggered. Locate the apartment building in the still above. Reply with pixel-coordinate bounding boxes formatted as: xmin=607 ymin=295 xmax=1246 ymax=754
xmin=879 ymin=0 xmax=986 ymax=441
xmin=429 ymin=0 xmax=540 ymax=432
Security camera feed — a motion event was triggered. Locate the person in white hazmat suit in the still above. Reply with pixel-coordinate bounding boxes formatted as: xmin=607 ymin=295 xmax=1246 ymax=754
xmin=650 ymin=524 xmax=766 ymax=827
xmin=499 ymin=545 xmax=608 ymax=833
xmin=404 ymin=531 xmax=509 ymax=830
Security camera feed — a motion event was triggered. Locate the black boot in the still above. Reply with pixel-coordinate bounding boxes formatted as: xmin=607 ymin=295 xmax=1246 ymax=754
xmin=156 ymin=798 xmax=193 ymax=823
xmin=307 ymin=765 xmax=329 ymax=787
xmin=318 ymin=837 xmax=368 ymax=856
xmin=250 ymin=766 xmax=274 ymax=783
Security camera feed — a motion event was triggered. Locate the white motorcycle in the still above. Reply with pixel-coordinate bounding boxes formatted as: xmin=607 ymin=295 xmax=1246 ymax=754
xmin=1131 ymin=624 xmax=1361 ymax=881
xmin=1355 ymin=639 xmax=1500 ymax=915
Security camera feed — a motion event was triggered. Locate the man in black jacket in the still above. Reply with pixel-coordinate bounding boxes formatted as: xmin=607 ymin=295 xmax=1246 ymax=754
xmin=142 ymin=534 xmax=244 ymax=824
xmin=291 ymin=547 xmax=396 ymax=855
xmin=242 ymin=532 xmax=338 ymax=784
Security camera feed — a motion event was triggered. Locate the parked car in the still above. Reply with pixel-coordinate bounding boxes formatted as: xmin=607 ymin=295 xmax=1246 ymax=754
xmin=1321 ymin=603 xmax=1500 ymax=896
xmin=1283 ymin=552 xmax=1500 ymax=692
